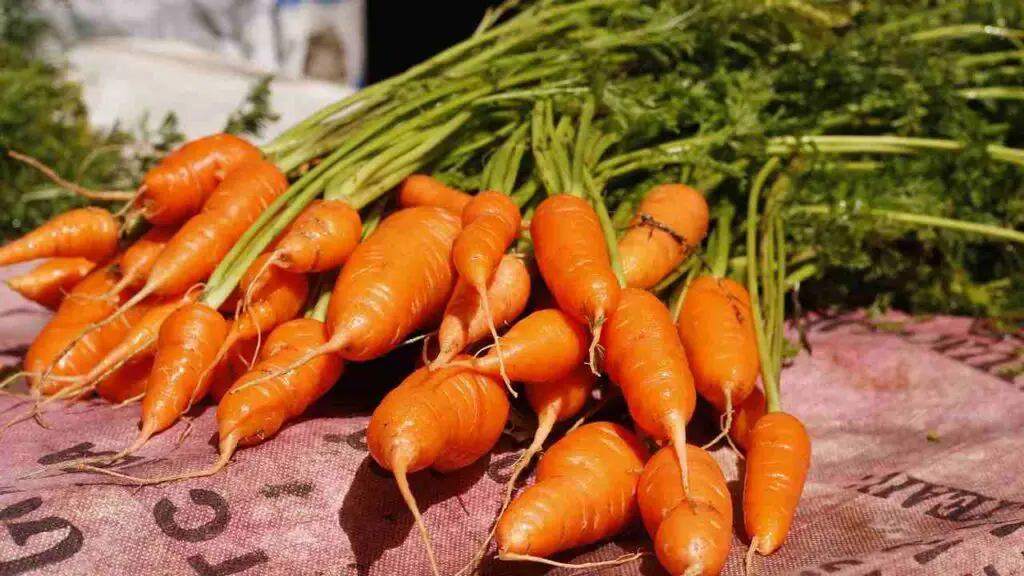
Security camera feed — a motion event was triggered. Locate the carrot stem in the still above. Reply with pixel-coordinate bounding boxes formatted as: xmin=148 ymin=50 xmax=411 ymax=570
xmin=790 ymin=205 xmax=1024 ymax=244
xmin=746 ymin=159 xmax=783 ymax=414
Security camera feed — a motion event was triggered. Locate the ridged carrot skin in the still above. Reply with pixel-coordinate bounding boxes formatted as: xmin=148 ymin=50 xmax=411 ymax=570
xmin=5 ymin=258 xmax=96 ymax=310
xmin=496 ymin=422 xmax=649 ymax=558
xmin=462 ymin=308 xmax=588 ymax=384
xmin=208 ymin=338 xmax=259 ymax=403
xmin=235 ymin=260 xmax=308 ymax=340
xmin=453 ymin=191 xmax=521 ymax=288
xmin=96 ymin=355 xmax=153 ymax=404
xmin=523 ymin=364 xmax=596 ymax=426
xmin=397 ymin=174 xmax=472 ymax=216
xmin=730 ymin=387 xmax=766 ymax=452
xmin=326 ymin=207 xmax=462 ymax=361
xmin=140 ymin=133 xmax=263 ymax=226
xmin=272 ymin=200 xmax=362 ymax=273
xmin=432 ymin=254 xmax=531 ymax=367
xmin=639 ymin=446 xmax=732 ymax=575
xmin=0 ymin=208 xmax=119 ymax=267
xmin=677 ymin=276 xmax=760 ymax=412
xmin=619 ymin=184 xmax=709 ymax=290
xmin=219 ymin=319 xmax=344 ymax=447
xmin=113 ymin=227 xmax=176 ymax=291
xmin=744 ymin=412 xmax=812 ymax=555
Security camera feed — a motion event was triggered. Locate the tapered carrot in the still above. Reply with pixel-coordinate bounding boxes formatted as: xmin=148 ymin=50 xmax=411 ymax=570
xmin=531 ymin=195 xmax=619 ymax=372
xmin=0 ymin=208 xmax=119 ymax=267
xmin=241 ymin=207 xmax=461 ymax=386
xmin=496 ymin=422 xmax=648 ymax=566
xmin=451 ymin=191 xmax=522 ymax=384
xmin=397 ymin=174 xmax=472 ymax=216
xmin=744 ymin=413 xmax=811 ymax=555
xmin=138 ymin=133 xmax=263 ymax=226
xmin=430 ymin=254 xmax=530 ymax=369
xmin=638 ymin=445 xmax=732 ymax=575
xmin=730 ymin=387 xmax=766 ymax=452
xmin=619 ymin=184 xmax=709 ymax=289
xmin=678 ymin=276 xmax=760 ymax=445
xmin=368 ymin=363 xmax=509 ymax=576
xmin=78 ymin=318 xmax=343 ymax=484
xmin=101 ymin=227 xmax=176 ymax=298
xmin=5 ymin=258 xmax=96 ymax=310
xmin=454 ymin=308 xmax=588 ymax=385
xmin=96 ymin=355 xmax=153 ymax=404
xmin=602 ymin=287 xmax=697 ymax=499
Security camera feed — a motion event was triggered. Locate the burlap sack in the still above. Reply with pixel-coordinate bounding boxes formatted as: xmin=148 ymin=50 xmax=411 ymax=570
xmin=1 ymin=270 xmax=1022 ymax=575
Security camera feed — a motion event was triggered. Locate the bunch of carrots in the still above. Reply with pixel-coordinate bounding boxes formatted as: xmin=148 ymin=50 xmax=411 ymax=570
xmin=4 ymin=1 xmax=1024 ymax=575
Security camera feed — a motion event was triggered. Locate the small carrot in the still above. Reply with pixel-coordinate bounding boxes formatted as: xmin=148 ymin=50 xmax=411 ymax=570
xmin=79 ymin=318 xmax=343 ymax=484
xmin=138 ymin=133 xmax=263 ymax=226
xmin=207 ymin=338 xmax=259 ymax=403
xmin=602 ymin=287 xmax=697 ymax=499
xmin=677 ymin=276 xmax=760 ymax=445
xmin=744 ymin=413 xmax=811 ymax=556
xmin=5 ymin=258 xmax=96 ymax=310
xmin=450 ymin=191 xmax=522 ymax=384
xmin=368 ymin=363 xmax=509 ymax=576
xmin=530 ymin=195 xmax=620 ymax=372
xmin=618 ymin=184 xmax=709 ymax=290
xmin=95 ymin=355 xmax=153 ymax=404
xmin=454 ymin=308 xmax=588 ymax=385
xmin=101 ymin=227 xmax=176 ymax=298
xmin=240 ymin=207 xmax=461 ymax=386
xmin=430 ymin=254 xmax=530 ymax=369
xmin=397 ymin=174 xmax=472 ymax=216
xmin=0 ymin=207 xmax=119 ymax=267
xmin=638 ymin=445 xmax=732 ymax=575
xmin=496 ymin=422 xmax=648 ymax=566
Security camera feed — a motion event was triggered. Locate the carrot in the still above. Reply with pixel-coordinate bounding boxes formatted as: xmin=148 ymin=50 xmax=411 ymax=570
xmin=138 ymin=133 xmax=263 ymax=226
xmin=618 ymin=184 xmax=709 ymax=289
xmin=101 ymin=227 xmax=176 ymax=297
xmin=79 ymin=318 xmax=343 ymax=484
xmin=677 ymin=276 xmax=760 ymax=445
xmin=450 ymin=191 xmax=522 ymax=384
xmin=495 ymin=421 xmax=648 ymax=566
xmin=638 ymin=445 xmax=732 ymax=576
xmin=729 ymin=386 xmax=765 ymax=452
xmin=266 ymin=200 xmax=362 ymax=273
xmin=0 ymin=207 xmax=119 ymax=267
xmin=368 ymin=363 xmax=509 ymax=576
xmin=530 ymin=195 xmax=619 ymax=372
xmin=48 ymin=159 xmax=288 ymax=375
xmin=96 ymin=355 xmax=153 ymax=404
xmin=5 ymin=258 xmax=96 ymax=310
xmin=207 ymin=338 xmax=259 ymax=403
xmin=601 ymin=287 xmax=697 ymax=499
xmin=241 ymin=206 xmax=461 ymax=386
xmin=744 ymin=413 xmax=811 ymax=556
xmin=430 ymin=254 xmax=530 ymax=369
xmin=397 ymin=174 xmax=472 ymax=216
xmin=454 ymin=308 xmax=588 ymax=385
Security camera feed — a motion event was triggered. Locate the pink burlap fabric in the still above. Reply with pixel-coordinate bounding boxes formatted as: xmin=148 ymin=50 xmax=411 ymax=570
xmin=0 ymin=266 xmax=1022 ymax=575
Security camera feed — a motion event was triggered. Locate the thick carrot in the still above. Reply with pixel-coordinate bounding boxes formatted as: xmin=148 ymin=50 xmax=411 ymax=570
xmin=0 ymin=208 xmax=119 ymax=267
xmin=496 ymin=422 xmax=648 ymax=564
xmin=744 ymin=412 xmax=811 ymax=555
xmin=602 ymin=287 xmax=697 ymax=498
xmin=368 ymin=363 xmax=509 ymax=576
xmin=430 ymin=254 xmax=530 ymax=369
xmin=5 ymin=258 xmax=96 ymax=310
xmin=638 ymin=445 xmax=732 ymax=575
xmin=619 ymin=184 xmax=709 ymax=289
xmin=397 ymin=174 xmax=472 ymax=216
xmin=729 ymin=386 xmax=766 ymax=452
xmin=451 ymin=191 xmax=522 ymax=382
xmin=677 ymin=276 xmax=760 ymax=443
xmin=102 ymin=227 xmax=176 ymax=297
xmin=530 ymin=195 xmax=619 ymax=372
xmin=242 ymin=207 xmax=461 ymax=386
xmin=269 ymin=200 xmax=363 ymax=273
xmin=139 ymin=133 xmax=263 ymax=226
xmin=456 ymin=308 xmax=588 ymax=384
xmin=96 ymin=355 xmax=153 ymax=404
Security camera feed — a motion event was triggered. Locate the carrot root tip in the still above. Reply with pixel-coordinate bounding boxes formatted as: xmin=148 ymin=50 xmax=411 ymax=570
xmin=745 ymin=536 xmax=760 ymax=576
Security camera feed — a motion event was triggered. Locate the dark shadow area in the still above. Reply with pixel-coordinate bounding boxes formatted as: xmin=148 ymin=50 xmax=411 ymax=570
xmin=476 ymin=532 xmax=660 ymax=576
xmin=338 ymin=452 xmax=489 ymax=576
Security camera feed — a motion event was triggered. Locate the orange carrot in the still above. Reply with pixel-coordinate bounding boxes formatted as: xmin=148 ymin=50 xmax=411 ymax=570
xmin=102 ymin=227 xmax=176 ymax=297
xmin=744 ymin=412 xmax=811 ymax=556
xmin=677 ymin=276 xmax=760 ymax=444
xmin=5 ymin=258 xmax=96 ymax=310
xmin=638 ymin=445 xmax=732 ymax=575
xmin=139 ymin=133 xmax=263 ymax=226
xmin=496 ymin=422 xmax=648 ymax=565
xmin=456 ymin=308 xmax=588 ymax=385
xmin=269 ymin=200 xmax=362 ymax=273
xmin=0 ymin=208 xmax=119 ymax=267
xmin=729 ymin=387 xmax=766 ymax=452
xmin=368 ymin=363 xmax=510 ymax=576
xmin=96 ymin=355 xmax=153 ymax=404
xmin=207 ymin=338 xmax=259 ymax=403
xmin=449 ymin=191 xmax=522 ymax=383
xmin=530 ymin=195 xmax=619 ymax=372
xmin=602 ymin=287 xmax=697 ymax=498
xmin=619 ymin=184 xmax=709 ymax=289
xmin=397 ymin=174 xmax=472 ymax=216
xmin=430 ymin=254 xmax=530 ymax=369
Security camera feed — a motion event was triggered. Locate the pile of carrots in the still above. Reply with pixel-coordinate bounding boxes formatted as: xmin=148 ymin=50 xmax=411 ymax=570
xmin=0 ymin=105 xmax=812 ymax=576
